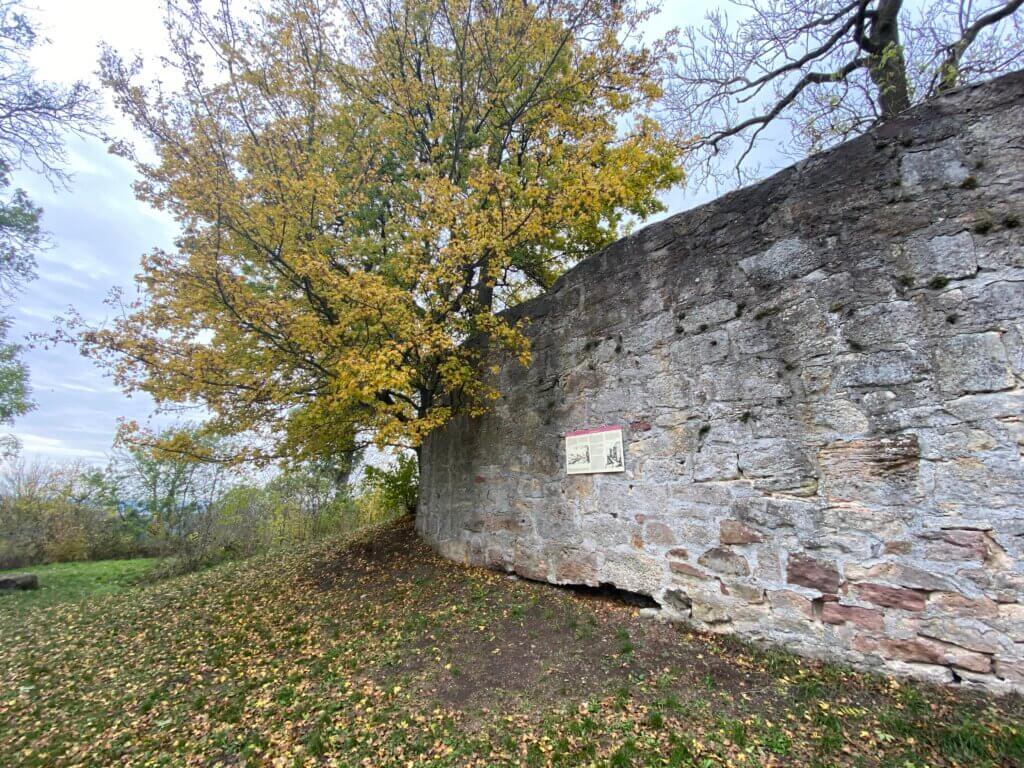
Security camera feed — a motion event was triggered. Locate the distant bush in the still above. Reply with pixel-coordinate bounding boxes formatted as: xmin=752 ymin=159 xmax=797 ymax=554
xmin=0 ymin=459 xmax=156 ymax=570
xmin=0 ymin=427 xmax=413 ymax=573
xmin=359 ymin=453 xmax=419 ymax=517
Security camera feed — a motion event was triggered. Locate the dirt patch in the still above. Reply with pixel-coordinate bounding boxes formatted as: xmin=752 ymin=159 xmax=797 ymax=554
xmin=298 ymin=519 xmax=1022 ymax=730
xmin=424 ymin=600 xmax=625 ymax=710
xmin=306 ymin=517 xmax=440 ymax=587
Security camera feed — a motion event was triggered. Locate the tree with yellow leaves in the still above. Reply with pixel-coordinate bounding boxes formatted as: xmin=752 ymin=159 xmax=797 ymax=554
xmin=74 ymin=0 xmax=682 ymax=465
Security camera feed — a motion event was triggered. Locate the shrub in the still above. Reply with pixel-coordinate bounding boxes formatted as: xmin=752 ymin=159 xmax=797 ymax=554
xmin=1 ymin=428 xmax=392 ymax=573
xmin=360 ymin=454 xmax=419 ymax=517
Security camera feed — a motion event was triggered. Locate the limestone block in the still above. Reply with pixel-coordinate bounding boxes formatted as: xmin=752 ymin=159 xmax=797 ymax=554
xmin=994 ymin=657 xmax=1024 ymax=683
xmin=918 ymin=619 xmax=1003 ymax=654
xmin=768 ymin=590 xmax=817 ymax=634
xmin=842 ymin=301 xmax=925 ymax=349
xmin=959 ymin=568 xmax=1024 ymax=603
xmin=930 ymin=454 xmax=1024 ymax=510
xmin=738 ymin=238 xmax=825 ymax=285
xmin=697 ymin=330 xmax=730 ymax=364
xmin=899 ymin=231 xmax=977 ymax=285
xmin=818 ymin=434 xmax=921 ymax=506
xmin=692 ymin=597 xmax=733 ymax=624
xmin=692 ymin=443 xmax=739 ymax=482
xmin=993 ymin=604 xmax=1024 ymax=642
xmin=750 ymin=544 xmax=784 ymax=584
xmin=552 ymin=549 xmax=600 ymax=585
xmin=644 ymin=521 xmax=677 ymax=547
xmin=800 ymin=365 xmax=832 ymax=393
xmin=668 ymin=560 xmax=705 ymax=579
xmin=918 ymin=528 xmax=1010 ymax=567
xmin=678 ymin=299 xmax=738 ymax=334
xmin=698 ymin=359 xmax=790 ymax=402
xmin=925 ymin=591 xmax=999 ymax=618
xmin=853 ymin=635 xmax=991 ymax=672
xmin=968 ymin=280 xmax=1024 ymax=326
xmin=601 ymin=551 xmax=665 ymax=595
xmin=720 ymin=580 xmax=766 ymax=603
xmin=534 ymin=504 xmax=583 ymax=545
xmin=1003 ymin=324 xmax=1024 ymax=375
xmin=807 ymin=399 xmax=870 ymax=434
xmin=933 ymin=332 xmax=1014 ymax=396
xmin=732 ymin=322 xmax=774 ymax=354
xmin=697 ymin=547 xmax=750 ymax=576
xmin=736 ymin=496 xmax=821 ymax=531
xmin=483 ymin=545 xmax=514 ymax=571
xmin=661 ymin=589 xmax=693 ymax=617
xmin=899 ymin=144 xmax=970 ymax=192
xmin=737 ymin=438 xmax=815 ymax=491
xmin=879 ymin=660 xmax=955 ymax=685
xmin=915 ymin=426 xmax=1003 ymax=459
xmin=845 ymin=562 xmax=956 ymax=592
xmin=513 ymin=546 xmax=549 ymax=582
xmin=837 ymin=350 xmax=930 ymax=387
xmin=778 ymin=298 xmax=833 ymax=357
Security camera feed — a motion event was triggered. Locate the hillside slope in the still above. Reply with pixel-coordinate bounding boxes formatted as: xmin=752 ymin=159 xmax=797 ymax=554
xmin=2 ymin=520 xmax=1022 ymax=767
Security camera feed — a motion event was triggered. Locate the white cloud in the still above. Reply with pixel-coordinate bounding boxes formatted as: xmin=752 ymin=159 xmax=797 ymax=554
xmin=12 ymin=432 xmax=107 ymax=462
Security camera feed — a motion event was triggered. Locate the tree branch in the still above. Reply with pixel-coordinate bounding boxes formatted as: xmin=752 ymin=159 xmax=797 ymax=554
xmin=934 ymin=0 xmax=1024 ymax=93
xmin=704 ymin=57 xmax=867 ymax=154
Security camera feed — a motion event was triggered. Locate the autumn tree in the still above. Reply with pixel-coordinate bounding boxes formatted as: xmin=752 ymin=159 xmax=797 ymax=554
xmin=664 ymin=0 xmax=1024 ymax=185
xmin=74 ymin=0 xmax=682 ymax=465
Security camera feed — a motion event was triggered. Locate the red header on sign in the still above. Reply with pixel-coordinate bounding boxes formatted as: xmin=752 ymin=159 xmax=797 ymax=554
xmin=565 ymin=425 xmax=621 ymax=437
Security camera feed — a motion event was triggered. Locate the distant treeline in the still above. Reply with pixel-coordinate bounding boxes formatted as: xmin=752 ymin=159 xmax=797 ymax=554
xmin=0 ymin=428 xmax=417 ymax=572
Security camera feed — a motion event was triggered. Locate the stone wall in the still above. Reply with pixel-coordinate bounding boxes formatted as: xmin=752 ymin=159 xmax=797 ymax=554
xmin=416 ymin=72 xmax=1024 ymax=693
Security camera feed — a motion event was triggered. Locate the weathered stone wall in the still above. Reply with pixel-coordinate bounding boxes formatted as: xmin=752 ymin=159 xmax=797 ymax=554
xmin=416 ymin=72 xmax=1024 ymax=692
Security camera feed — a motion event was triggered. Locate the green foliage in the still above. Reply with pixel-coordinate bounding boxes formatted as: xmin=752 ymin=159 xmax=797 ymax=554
xmin=108 ymin=427 xmax=383 ymax=574
xmin=0 ymin=459 xmax=141 ymax=569
xmin=0 ymin=175 xmax=41 ymax=444
xmin=1 ymin=426 xmax=382 ymax=573
xmin=0 ymin=174 xmax=41 ymax=297
xmin=360 ymin=453 xmax=419 ymax=517
xmin=0 ymin=321 xmax=30 ymax=421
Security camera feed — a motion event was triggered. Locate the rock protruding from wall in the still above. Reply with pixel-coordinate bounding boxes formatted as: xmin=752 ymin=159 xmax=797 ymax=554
xmin=416 ymin=72 xmax=1024 ymax=693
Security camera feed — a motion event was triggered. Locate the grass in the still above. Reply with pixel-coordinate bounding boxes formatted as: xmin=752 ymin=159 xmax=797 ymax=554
xmin=1 ymin=519 xmax=1021 ymax=767
xmin=0 ymin=557 xmax=156 ymax=610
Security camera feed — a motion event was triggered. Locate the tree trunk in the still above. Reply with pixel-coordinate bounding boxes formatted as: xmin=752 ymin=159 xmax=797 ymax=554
xmin=476 ymin=257 xmax=494 ymax=310
xmin=412 ymin=443 xmax=422 ymax=517
xmin=867 ymin=0 xmax=912 ymax=117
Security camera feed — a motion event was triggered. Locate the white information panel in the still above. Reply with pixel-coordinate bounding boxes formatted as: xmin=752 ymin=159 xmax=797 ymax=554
xmin=565 ymin=426 xmax=625 ymax=475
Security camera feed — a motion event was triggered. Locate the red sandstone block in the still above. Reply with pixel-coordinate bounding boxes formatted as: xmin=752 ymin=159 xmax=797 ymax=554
xmin=856 ymin=583 xmax=927 ymax=611
xmin=822 ymin=602 xmax=884 ymax=630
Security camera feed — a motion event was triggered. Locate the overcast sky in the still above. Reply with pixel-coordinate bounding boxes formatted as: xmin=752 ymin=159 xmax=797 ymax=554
xmin=8 ymin=0 xmax=732 ymax=464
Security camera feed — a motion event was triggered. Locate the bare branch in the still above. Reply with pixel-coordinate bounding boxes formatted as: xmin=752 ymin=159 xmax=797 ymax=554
xmin=712 ymin=57 xmax=867 ymax=154
xmin=934 ymin=0 xmax=1024 ymax=92
xmin=663 ymin=0 xmax=1024 ymax=190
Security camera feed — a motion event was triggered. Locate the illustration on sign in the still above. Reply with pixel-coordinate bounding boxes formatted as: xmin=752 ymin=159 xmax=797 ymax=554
xmin=565 ymin=426 xmax=625 ymax=474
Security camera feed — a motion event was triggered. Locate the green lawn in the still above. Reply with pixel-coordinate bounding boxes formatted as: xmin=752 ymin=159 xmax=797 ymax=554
xmin=1 ymin=520 xmax=1021 ymax=767
xmin=0 ymin=557 xmax=156 ymax=611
